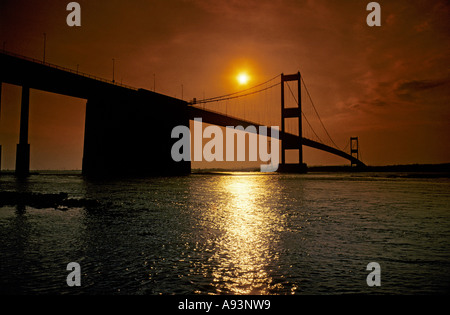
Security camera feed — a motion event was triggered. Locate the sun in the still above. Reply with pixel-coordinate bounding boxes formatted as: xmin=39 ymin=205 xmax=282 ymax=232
xmin=237 ymin=72 xmax=250 ymax=85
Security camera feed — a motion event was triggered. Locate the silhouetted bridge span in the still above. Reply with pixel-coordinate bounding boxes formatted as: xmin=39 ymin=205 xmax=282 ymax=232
xmin=189 ymin=107 xmax=365 ymax=168
xmin=0 ymin=51 xmax=365 ymax=177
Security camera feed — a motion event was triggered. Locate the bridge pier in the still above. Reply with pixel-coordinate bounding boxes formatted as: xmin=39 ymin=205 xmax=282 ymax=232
xmin=82 ymin=88 xmax=191 ymax=178
xmin=15 ymin=86 xmax=30 ymax=176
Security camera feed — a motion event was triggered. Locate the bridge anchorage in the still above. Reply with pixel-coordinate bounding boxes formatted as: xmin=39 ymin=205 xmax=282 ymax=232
xmin=0 ymin=51 xmax=365 ymax=177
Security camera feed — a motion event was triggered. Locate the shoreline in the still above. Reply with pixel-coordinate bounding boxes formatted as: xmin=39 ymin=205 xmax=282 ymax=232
xmin=0 ymin=163 xmax=449 ymax=176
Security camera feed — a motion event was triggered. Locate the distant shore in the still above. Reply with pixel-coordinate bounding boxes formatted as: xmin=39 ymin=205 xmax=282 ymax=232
xmin=0 ymin=163 xmax=449 ymax=176
xmin=193 ymin=163 xmax=450 ymax=176
xmin=307 ymin=163 xmax=450 ymax=173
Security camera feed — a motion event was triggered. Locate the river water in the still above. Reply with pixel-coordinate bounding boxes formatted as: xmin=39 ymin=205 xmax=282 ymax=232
xmin=0 ymin=172 xmax=449 ymax=295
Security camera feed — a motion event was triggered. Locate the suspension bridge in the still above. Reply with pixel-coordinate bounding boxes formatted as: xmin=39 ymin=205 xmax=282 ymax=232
xmin=187 ymin=72 xmax=365 ymax=171
xmin=0 ymin=50 xmax=365 ymax=177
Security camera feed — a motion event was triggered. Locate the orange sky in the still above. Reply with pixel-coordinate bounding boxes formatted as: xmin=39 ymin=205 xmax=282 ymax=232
xmin=0 ymin=0 xmax=449 ymax=170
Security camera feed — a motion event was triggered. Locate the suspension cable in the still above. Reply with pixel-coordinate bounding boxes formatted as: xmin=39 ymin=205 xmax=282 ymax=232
xmin=285 ymin=82 xmax=325 ymax=144
xmin=190 ymin=74 xmax=281 ymax=104
xmin=300 ymin=76 xmax=341 ymax=150
xmin=194 ymin=82 xmax=280 ymax=104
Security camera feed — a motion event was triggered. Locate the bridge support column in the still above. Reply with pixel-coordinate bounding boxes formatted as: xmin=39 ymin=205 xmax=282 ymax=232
xmin=15 ymin=86 xmax=30 ymax=176
xmin=279 ymin=72 xmax=307 ymax=173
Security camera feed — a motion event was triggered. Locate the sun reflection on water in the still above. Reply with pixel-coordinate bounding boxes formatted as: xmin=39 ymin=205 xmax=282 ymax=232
xmin=208 ymin=175 xmax=283 ymax=294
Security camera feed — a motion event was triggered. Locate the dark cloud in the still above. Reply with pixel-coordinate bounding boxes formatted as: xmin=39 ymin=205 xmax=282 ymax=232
xmin=395 ymin=78 xmax=450 ymax=95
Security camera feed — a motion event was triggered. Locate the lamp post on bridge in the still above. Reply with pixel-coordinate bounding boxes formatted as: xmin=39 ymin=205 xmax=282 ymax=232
xmin=43 ymin=33 xmax=46 ymax=63
xmin=112 ymin=58 xmax=115 ymax=83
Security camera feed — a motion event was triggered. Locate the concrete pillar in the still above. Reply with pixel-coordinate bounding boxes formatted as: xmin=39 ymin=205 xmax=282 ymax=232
xmin=15 ymin=86 xmax=30 ymax=176
xmin=82 ymin=90 xmax=191 ymax=178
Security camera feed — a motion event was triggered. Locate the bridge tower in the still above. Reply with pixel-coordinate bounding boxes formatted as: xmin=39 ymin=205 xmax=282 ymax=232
xmin=279 ymin=72 xmax=307 ymax=173
xmin=350 ymin=137 xmax=359 ymax=167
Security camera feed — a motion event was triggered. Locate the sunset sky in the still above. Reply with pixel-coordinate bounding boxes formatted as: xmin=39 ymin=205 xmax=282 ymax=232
xmin=0 ymin=0 xmax=449 ymax=170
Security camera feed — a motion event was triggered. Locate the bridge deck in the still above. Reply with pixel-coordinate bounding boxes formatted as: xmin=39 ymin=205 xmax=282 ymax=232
xmin=188 ymin=106 xmax=366 ymax=167
xmin=0 ymin=51 xmax=137 ymax=99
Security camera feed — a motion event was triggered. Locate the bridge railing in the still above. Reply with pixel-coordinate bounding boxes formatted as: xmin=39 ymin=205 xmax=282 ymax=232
xmin=1 ymin=49 xmax=138 ymax=91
